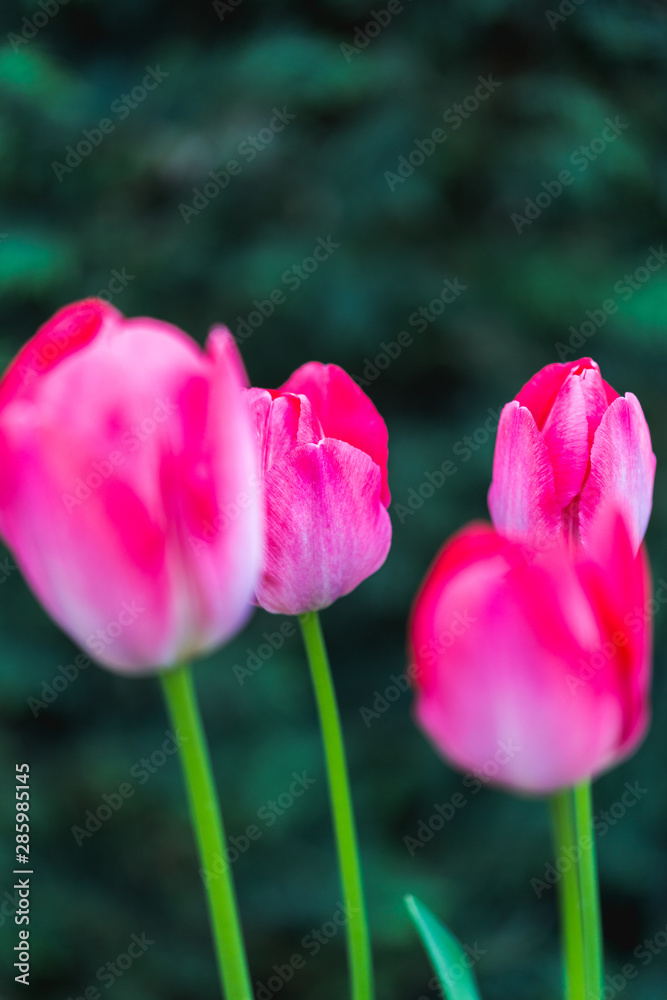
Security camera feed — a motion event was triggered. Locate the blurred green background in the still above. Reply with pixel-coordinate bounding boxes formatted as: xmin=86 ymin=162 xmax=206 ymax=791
xmin=1 ymin=0 xmax=667 ymax=997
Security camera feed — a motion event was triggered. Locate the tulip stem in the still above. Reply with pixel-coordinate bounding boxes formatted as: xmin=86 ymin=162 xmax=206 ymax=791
xmin=298 ymin=611 xmax=374 ymax=1000
xmin=161 ymin=663 xmax=252 ymax=1000
xmin=551 ymin=790 xmax=586 ymax=1000
xmin=550 ymin=784 xmax=604 ymax=1000
xmin=573 ymin=782 xmax=604 ymax=1000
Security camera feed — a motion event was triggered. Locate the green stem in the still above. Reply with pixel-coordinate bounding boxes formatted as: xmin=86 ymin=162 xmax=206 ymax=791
xmin=161 ymin=663 xmax=252 ymax=1000
xmin=550 ymin=784 xmax=604 ymax=1000
xmin=573 ymin=782 xmax=604 ymax=1000
xmin=550 ymin=790 xmax=586 ymax=1000
xmin=298 ymin=611 xmax=374 ymax=1000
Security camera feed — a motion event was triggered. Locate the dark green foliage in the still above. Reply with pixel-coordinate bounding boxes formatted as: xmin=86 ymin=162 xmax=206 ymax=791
xmin=0 ymin=0 xmax=666 ymax=996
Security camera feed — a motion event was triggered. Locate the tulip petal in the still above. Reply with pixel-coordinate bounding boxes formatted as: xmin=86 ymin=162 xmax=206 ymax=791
xmin=0 ymin=306 xmax=262 ymax=671
xmin=578 ymin=364 xmax=611 ymax=443
xmin=578 ymin=510 xmax=652 ymax=759
xmin=515 ymin=360 xmax=582 ymax=429
xmin=281 ymin=362 xmax=390 ymax=507
xmin=166 ymin=330 xmax=263 ymax=660
xmin=579 ymin=393 xmax=656 ymax=555
xmin=0 ymin=298 xmax=113 ymax=409
xmin=602 ymin=378 xmax=620 ymax=405
xmin=256 ymin=438 xmax=391 ymax=615
xmin=488 ymin=401 xmax=561 ymax=549
xmin=515 ymin=357 xmax=613 ymax=432
xmin=411 ymin=524 xmax=642 ymax=793
xmin=541 ymin=374 xmax=590 ymax=505
xmin=408 ymin=522 xmax=501 ymax=695
xmin=247 ymin=388 xmax=323 ymax=475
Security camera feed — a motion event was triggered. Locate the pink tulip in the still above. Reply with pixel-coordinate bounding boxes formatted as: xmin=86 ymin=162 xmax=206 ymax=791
xmin=0 ymin=299 xmax=262 ymax=673
xmin=248 ymin=362 xmax=391 ymax=615
xmin=488 ymin=358 xmax=655 ymax=555
xmin=409 ymin=516 xmax=651 ymax=794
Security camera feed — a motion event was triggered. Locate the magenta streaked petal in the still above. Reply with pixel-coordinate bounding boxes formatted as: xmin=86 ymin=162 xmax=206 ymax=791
xmin=488 ymin=401 xmax=561 ymax=549
xmin=256 ymin=438 xmax=391 ymax=616
xmin=579 ymin=393 xmax=656 ymax=555
xmin=541 ymin=374 xmax=590 ymax=505
xmin=281 ymin=362 xmax=390 ymax=507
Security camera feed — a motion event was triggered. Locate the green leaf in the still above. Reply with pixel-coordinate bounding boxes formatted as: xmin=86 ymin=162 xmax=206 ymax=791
xmin=405 ymin=895 xmax=483 ymax=1000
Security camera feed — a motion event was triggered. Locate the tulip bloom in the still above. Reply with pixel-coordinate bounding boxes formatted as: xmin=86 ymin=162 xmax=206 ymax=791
xmin=0 ymin=299 xmax=262 ymax=673
xmin=409 ymin=517 xmax=651 ymax=794
xmin=488 ymin=358 xmax=655 ymax=555
xmin=248 ymin=362 xmax=391 ymax=615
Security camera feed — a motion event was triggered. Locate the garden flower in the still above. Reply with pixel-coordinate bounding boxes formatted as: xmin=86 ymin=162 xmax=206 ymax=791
xmin=488 ymin=358 xmax=655 ymax=554
xmin=0 ymin=298 xmax=262 ymax=673
xmin=248 ymin=362 xmax=391 ymax=615
xmin=409 ymin=516 xmax=651 ymax=794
